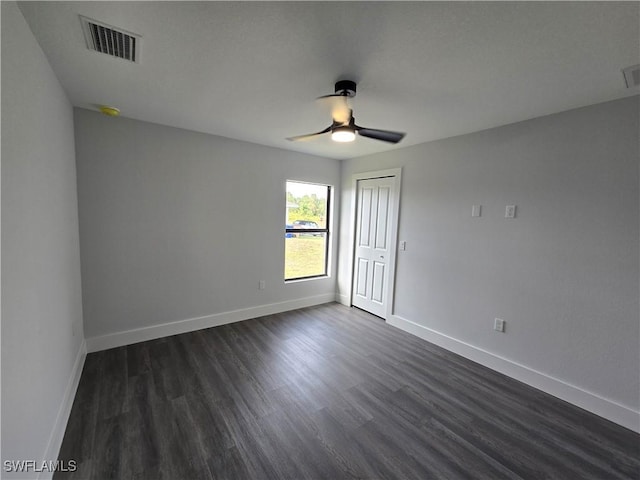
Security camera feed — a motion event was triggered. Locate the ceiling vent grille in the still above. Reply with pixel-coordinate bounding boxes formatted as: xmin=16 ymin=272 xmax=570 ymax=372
xmin=80 ymin=16 xmax=140 ymax=63
xmin=622 ymin=64 xmax=640 ymax=88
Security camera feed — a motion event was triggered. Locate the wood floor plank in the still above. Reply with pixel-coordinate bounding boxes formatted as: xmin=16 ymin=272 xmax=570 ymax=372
xmin=309 ymin=407 xmax=392 ymax=479
xmin=97 ymin=347 xmax=129 ymax=420
xmin=55 ymin=303 xmax=640 ymax=479
xmin=204 ymin=445 xmax=251 ymax=480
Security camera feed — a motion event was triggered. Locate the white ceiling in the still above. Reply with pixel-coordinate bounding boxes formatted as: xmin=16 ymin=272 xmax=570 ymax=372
xmin=18 ymin=1 xmax=640 ymax=160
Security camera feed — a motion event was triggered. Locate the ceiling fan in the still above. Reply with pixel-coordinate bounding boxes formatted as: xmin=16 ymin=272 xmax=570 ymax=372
xmin=287 ymin=80 xmax=406 ymax=144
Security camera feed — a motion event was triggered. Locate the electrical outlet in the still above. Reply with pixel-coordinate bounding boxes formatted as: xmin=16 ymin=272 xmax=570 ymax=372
xmin=399 ymin=241 xmax=407 ymax=251
xmin=259 ymin=280 xmax=266 ymax=290
xmin=472 ymin=205 xmax=482 ymax=217
xmin=494 ymin=318 xmax=505 ymax=332
xmin=505 ymin=205 xmax=516 ymax=218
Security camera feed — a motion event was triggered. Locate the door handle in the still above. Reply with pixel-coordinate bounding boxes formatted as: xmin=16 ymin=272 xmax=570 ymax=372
xmin=379 ymin=255 xmax=384 ymax=259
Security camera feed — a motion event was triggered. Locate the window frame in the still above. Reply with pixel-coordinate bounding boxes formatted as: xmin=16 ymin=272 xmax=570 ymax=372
xmin=285 ymin=182 xmax=331 ymax=282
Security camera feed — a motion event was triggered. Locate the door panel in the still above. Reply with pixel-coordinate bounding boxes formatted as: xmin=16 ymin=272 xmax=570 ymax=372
xmin=358 ymin=187 xmax=373 ymax=247
xmin=375 ymin=186 xmax=390 ymax=249
xmin=371 ymin=261 xmax=385 ymax=303
xmin=355 ymin=259 xmax=368 ymax=297
xmin=352 ymin=177 xmax=395 ymax=318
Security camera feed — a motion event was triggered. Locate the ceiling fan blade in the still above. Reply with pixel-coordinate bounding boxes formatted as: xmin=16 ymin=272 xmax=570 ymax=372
xmin=316 ymin=93 xmax=344 ymax=100
xmin=332 ymin=103 xmax=351 ymax=125
xmin=286 ymin=125 xmax=332 ymax=142
xmin=316 ymin=95 xmax=351 ymax=124
xmin=355 ymin=126 xmax=405 ymax=144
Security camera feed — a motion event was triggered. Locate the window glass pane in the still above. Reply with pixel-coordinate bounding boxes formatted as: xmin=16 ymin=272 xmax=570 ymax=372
xmin=286 ymin=181 xmax=328 ymax=229
xmin=285 ymin=181 xmax=329 ymax=280
xmin=285 ymin=233 xmax=327 ymax=280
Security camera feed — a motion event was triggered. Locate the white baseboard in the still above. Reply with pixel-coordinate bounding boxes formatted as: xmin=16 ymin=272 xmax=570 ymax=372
xmin=86 ymin=294 xmax=337 ymax=353
xmin=336 ymin=293 xmax=351 ymax=306
xmin=388 ymin=314 xmax=639 ymax=433
xmin=39 ymin=339 xmax=87 ymax=480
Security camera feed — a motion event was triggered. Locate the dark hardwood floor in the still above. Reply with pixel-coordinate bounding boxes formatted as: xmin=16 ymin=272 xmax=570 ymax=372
xmin=56 ymin=303 xmax=639 ymax=479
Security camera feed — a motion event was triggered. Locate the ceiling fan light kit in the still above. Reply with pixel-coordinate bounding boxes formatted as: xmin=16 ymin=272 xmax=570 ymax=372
xmin=331 ymin=126 xmax=356 ymax=142
xmin=288 ymin=80 xmax=405 ymax=145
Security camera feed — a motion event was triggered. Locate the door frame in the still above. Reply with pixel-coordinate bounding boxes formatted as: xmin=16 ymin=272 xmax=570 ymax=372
xmin=347 ymin=168 xmax=402 ymax=320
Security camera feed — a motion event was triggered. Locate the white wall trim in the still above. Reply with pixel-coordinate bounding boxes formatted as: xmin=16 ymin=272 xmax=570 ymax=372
xmin=388 ymin=314 xmax=640 ymax=433
xmin=39 ymin=340 xmax=87 ymax=480
xmin=336 ymin=293 xmax=351 ymax=306
xmin=86 ymin=294 xmax=336 ymax=352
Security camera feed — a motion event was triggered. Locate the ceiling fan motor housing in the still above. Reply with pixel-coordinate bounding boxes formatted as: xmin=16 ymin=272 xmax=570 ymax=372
xmin=335 ymin=80 xmax=356 ymax=97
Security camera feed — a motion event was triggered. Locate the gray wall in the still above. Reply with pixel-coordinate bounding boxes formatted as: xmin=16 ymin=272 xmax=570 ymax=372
xmin=1 ymin=1 xmax=84 ymax=475
xmin=74 ymin=109 xmax=340 ymax=340
xmin=339 ymin=97 xmax=639 ymax=415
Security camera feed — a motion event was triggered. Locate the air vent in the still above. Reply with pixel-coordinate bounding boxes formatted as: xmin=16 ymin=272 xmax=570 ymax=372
xmin=80 ymin=16 xmax=140 ymax=63
xmin=622 ymin=64 xmax=640 ymax=88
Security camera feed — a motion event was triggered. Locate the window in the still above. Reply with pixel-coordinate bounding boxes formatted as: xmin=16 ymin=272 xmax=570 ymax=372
xmin=285 ymin=181 xmax=331 ymax=281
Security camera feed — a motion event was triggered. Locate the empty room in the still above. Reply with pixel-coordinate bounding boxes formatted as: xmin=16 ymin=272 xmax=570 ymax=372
xmin=2 ymin=1 xmax=639 ymax=479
